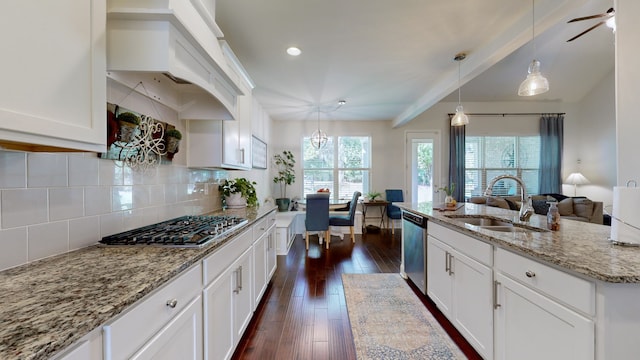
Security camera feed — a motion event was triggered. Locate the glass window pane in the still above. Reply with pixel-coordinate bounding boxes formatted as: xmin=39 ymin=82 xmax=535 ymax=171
xmin=338 ymin=137 xmax=370 ymax=168
xmin=303 ymin=137 xmax=334 ymax=168
xmin=465 ymin=137 xmax=481 ymax=168
xmin=485 ymin=137 xmax=516 ymax=168
xmin=519 ymin=136 xmax=540 ymax=168
xmin=486 ymin=170 xmax=518 ymax=196
xmin=303 ymin=170 xmax=333 ymax=197
xmin=465 ymin=169 xmax=482 ymax=199
xmin=521 ymin=170 xmax=539 ymax=196
xmin=338 ymin=170 xmax=367 ymax=200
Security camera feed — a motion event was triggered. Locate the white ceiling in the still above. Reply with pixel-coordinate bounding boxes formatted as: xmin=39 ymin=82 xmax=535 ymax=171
xmin=215 ymin=0 xmax=614 ymax=126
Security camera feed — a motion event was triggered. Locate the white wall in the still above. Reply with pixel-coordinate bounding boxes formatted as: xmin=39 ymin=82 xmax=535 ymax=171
xmin=271 ymin=100 xmax=607 ymax=203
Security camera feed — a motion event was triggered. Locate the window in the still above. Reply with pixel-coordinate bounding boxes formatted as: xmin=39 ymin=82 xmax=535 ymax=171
xmin=465 ymin=136 xmax=540 ymax=200
xmin=302 ymin=136 xmax=371 ymax=200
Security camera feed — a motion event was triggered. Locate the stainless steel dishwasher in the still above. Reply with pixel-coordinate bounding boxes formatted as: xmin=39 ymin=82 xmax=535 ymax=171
xmin=402 ymin=210 xmax=428 ymax=294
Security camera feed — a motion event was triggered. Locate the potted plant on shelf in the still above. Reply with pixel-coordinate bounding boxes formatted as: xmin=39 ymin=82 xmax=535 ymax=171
xmin=438 ymin=182 xmax=457 ymax=207
xmin=219 ymin=177 xmax=258 ymax=208
xmin=272 ymin=150 xmax=296 ymax=212
xmin=165 ymin=128 xmax=182 ymax=154
xmin=117 ymin=111 xmax=141 ymax=143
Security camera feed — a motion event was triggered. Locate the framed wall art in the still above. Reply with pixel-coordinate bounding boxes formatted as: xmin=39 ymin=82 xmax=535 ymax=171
xmin=252 ymin=136 xmax=267 ymax=169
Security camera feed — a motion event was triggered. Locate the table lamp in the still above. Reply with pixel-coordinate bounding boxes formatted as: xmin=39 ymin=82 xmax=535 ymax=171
xmin=565 ymin=172 xmax=590 ymax=196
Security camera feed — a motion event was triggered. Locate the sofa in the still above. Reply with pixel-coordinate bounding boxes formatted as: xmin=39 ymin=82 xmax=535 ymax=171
xmin=468 ymin=194 xmax=604 ymax=224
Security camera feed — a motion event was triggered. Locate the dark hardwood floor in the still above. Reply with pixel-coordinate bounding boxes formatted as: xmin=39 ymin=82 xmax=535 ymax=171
xmin=233 ymin=228 xmax=482 ymax=360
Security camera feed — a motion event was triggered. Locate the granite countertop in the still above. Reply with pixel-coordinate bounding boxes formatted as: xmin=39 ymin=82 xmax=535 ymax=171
xmin=0 ymin=206 xmax=276 ymax=360
xmin=398 ymin=202 xmax=640 ymax=283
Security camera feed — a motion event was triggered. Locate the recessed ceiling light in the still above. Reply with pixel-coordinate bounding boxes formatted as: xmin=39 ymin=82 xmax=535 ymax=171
xmin=286 ymin=47 xmax=301 ymax=56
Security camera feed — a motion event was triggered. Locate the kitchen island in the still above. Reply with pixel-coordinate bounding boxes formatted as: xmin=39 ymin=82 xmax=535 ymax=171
xmin=398 ymin=202 xmax=640 ymax=360
xmin=0 ymin=206 xmax=276 ymax=360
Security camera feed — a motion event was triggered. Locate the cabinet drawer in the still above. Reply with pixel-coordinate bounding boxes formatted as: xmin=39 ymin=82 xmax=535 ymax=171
xmin=103 ymin=263 xmax=202 ymax=360
xmin=429 ymin=222 xmax=492 ymax=266
xmin=495 ymin=248 xmax=595 ymax=315
xmin=252 ymin=216 xmax=269 ymax=241
xmin=203 ymin=227 xmax=252 ymax=285
xmin=266 ymin=210 xmax=276 ymax=229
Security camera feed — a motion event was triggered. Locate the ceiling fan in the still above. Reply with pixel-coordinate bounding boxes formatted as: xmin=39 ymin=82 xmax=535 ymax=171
xmin=566 ymin=7 xmax=615 ymax=42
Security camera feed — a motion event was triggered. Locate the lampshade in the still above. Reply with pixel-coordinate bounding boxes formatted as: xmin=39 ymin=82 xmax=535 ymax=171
xmin=451 ymin=105 xmax=469 ymax=126
xmin=518 ymin=0 xmax=549 ymax=97
xmin=518 ymin=60 xmax=549 ymax=96
xmin=565 ymin=172 xmax=590 ymax=185
xmin=451 ymin=53 xmax=469 ymax=126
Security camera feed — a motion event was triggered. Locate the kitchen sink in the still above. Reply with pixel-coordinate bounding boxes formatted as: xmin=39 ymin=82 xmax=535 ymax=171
xmin=445 ymin=215 xmax=548 ymax=233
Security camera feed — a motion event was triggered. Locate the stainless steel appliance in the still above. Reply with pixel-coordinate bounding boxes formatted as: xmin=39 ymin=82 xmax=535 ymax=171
xmin=100 ymin=215 xmax=248 ymax=248
xmin=402 ymin=211 xmax=428 ymax=294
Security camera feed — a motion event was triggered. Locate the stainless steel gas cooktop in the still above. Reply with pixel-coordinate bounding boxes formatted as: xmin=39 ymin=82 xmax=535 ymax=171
xmin=100 ymin=215 xmax=248 ymax=248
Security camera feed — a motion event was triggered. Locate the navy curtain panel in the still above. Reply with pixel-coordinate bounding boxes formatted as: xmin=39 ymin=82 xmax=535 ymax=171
xmin=539 ymin=114 xmax=564 ymax=194
xmin=448 ymin=121 xmax=465 ymax=202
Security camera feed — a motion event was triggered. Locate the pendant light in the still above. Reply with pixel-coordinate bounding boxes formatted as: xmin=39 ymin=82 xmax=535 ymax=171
xmin=310 ymin=107 xmax=328 ymax=149
xmin=451 ymin=53 xmax=469 ymax=126
xmin=518 ymin=0 xmax=549 ymax=96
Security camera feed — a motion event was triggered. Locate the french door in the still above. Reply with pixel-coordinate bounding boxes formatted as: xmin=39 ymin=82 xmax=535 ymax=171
xmin=405 ymin=131 xmax=441 ymax=203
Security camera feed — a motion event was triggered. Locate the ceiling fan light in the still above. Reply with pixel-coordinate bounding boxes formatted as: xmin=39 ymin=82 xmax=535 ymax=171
xmin=518 ymin=59 xmax=549 ymax=96
xmin=451 ymin=105 xmax=469 ymax=126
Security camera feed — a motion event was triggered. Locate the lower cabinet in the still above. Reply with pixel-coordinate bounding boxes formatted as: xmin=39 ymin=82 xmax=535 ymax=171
xmin=203 ymin=247 xmax=253 ymax=360
xmin=252 ymin=211 xmax=276 ymax=309
xmin=103 ymin=264 xmax=203 ymax=360
xmin=130 ymin=296 xmax=203 ymax=360
xmin=427 ymin=234 xmax=493 ymax=359
xmin=494 ymin=247 xmax=595 ymax=360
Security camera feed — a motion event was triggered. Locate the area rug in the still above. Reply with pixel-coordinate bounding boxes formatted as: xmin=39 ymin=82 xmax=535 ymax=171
xmin=342 ymin=273 xmax=465 ymax=360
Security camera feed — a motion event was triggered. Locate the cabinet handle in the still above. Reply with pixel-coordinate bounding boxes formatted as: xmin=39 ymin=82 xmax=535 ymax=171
xmin=238 ymin=265 xmax=243 ymax=291
xmin=240 ymin=148 xmax=245 ymax=163
xmin=444 ymin=251 xmax=450 ymax=273
xmin=525 ymin=270 xmax=536 ymax=278
xmin=233 ymin=268 xmax=240 ymax=294
xmin=448 ymin=253 xmax=454 ymax=276
xmin=493 ymin=280 xmax=501 ymax=309
xmin=166 ymin=299 xmax=178 ymax=308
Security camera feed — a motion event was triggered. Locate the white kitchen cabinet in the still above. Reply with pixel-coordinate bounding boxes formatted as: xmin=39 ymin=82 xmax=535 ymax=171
xmin=103 ymin=264 xmax=202 ymax=360
xmin=203 ymin=247 xmax=253 ymax=360
xmin=130 ymin=296 xmax=203 ymax=360
xmin=0 ymin=0 xmax=106 ymax=152
xmin=427 ymin=223 xmax=493 ymax=360
xmin=494 ymin=247 xmax=595 ymax=360
xmin=252 ymin=211 xmax=277 ymax=309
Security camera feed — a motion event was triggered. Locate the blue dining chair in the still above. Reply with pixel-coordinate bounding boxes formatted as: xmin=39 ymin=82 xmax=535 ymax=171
xmin=329 ymin=191 xmax=362 ymax=244
xmin=304 ymin=193 xmax=330 ymax=250
xmin=385 ymin=189 xmax=404 ymax=235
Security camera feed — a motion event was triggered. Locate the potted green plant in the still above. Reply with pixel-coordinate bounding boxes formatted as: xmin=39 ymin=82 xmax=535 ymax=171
xmin=272 ymin=150 xmax=296 ymax=211
xmin=366 ymin=191 xmax=382 ymax=202
xmin=219 ymin=177 xmax=258 ymax=208
xmin=117 ymin=112 xmax=141 ymax=143
xmin=165 ymin=128 xmax=182 ymax=154
xmin=438 ymin=182 xmax=456 ymax=207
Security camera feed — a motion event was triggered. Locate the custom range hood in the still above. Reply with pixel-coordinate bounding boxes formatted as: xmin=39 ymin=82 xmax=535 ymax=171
xmin=107 ymin=1 xmax=243 ymax=120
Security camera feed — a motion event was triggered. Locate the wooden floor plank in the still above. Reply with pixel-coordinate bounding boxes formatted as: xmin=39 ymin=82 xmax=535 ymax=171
xmin=232 ymin=228 xmax=482 ymax=360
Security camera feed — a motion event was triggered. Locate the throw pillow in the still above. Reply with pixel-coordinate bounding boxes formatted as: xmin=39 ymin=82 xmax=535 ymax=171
xmin=468 ymin=197 xmax=488 ymax=205
xmin=486 ymin=196 xmax=510 ymax=209
xmin=573 ymin=198 xmax=594 ymax=220
xmin=504 ymin=198 xmax=520 ymax=211
xmin=556 ymin=198 xmax=574 ymax=216
xmin=531 ymin=199 xmax=550 ymax=215
xmin=543 ymin=193 xmax=570 ymax=202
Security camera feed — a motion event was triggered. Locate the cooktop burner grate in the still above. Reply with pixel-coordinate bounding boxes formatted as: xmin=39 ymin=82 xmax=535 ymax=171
xmin=100 ymin=215 xmax=248 ymax=247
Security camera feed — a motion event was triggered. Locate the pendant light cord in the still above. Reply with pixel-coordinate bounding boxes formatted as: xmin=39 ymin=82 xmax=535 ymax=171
xmin=457 ymin=61 xmax=462 ymax=106
xmin=532 ymin=0 xmax=536 ymax=58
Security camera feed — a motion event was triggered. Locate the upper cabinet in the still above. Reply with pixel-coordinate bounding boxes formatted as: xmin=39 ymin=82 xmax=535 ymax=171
xmin=186 ymin=43 xmax=254 ymax=170
xmin=106 ymin=0 xmax=242 ymax=120
xmin=0 ymin=0 xmax=107 ymax=152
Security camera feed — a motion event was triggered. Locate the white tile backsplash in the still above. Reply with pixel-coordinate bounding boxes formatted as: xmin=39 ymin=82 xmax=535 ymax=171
xmin=49 ymin=188 xmax=84 ymax=221
xmin=1 ymin=188 xmax=48 ymax=228
xmin=0 ymin=227 xmax=27 ymax=271
xmin=0 ymin=152 xmax=26 ymax=188
xmin=27 ymin=153 xmax=68 ymax=187
xmin=28 ymin=221 xmax=68 ymax=261
xmin=0 ymin=152 xmax=222 ymax=270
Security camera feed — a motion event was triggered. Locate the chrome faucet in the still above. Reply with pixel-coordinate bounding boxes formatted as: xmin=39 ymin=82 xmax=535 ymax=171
xmin=483 ymin=175 xmax=534 ymax=222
